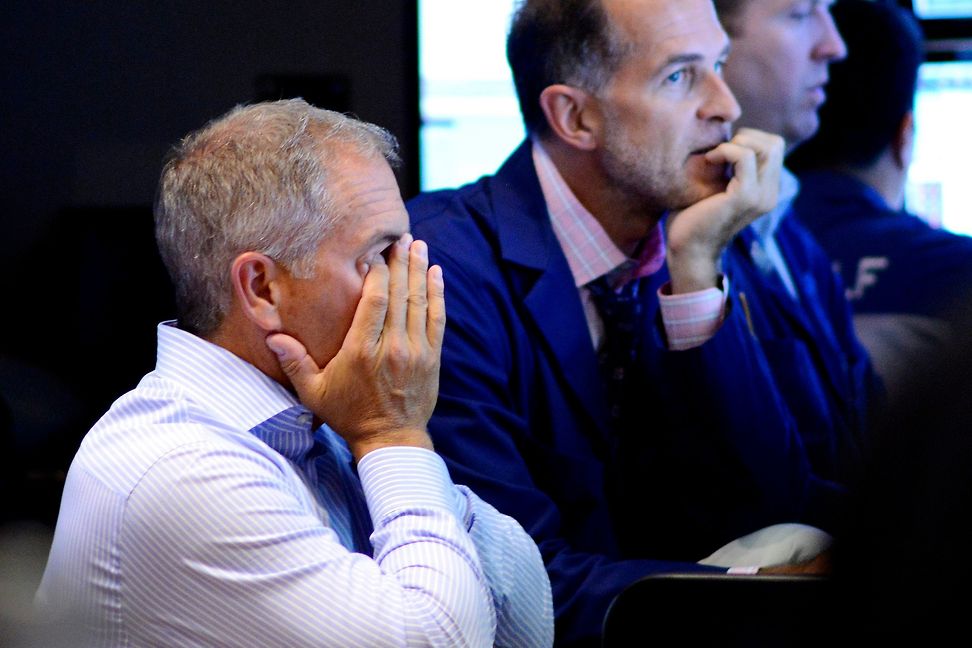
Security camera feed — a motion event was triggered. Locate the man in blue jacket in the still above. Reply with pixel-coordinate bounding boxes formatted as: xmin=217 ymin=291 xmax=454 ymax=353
xmin=714 ymin=0 xmax=878 ymax=481
xmin=409 ymin=1 xmax=844 ymax=644
xmin=787 ymin=0 xmax=972 ymax=399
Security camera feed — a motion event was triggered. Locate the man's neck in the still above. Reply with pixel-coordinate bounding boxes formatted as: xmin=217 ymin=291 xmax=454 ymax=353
xmin=540 ymin=136 xmax=662 ymax=256
xmin=207 ymin=316 xmax=290 ymax=388
xmin=836 ymin=154 xmax=905 ymax=211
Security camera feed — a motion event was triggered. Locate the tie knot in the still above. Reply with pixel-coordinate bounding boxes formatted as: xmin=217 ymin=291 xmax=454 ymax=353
xmin=587 ymin=275 xmax=643 ymax=331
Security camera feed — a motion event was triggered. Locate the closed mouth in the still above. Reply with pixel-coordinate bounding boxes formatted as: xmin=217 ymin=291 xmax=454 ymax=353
xmin=690 ymin=141 xmax=726 ymax=156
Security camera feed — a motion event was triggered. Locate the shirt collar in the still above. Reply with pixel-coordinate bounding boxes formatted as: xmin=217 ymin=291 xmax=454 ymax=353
xmin=153 ymin=322 xmax=314 ymax=460
xmin=531 ymin=137 xmax=665 ymax=289
xmin=751 ymin=167 xmax=800 ymax=243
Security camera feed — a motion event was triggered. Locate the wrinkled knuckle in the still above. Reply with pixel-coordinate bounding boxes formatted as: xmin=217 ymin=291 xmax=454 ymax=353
xmin=351 ymin=345 xmax=372 ymax=365
xmin=278 ymin=358 xmax=300 ymax=377
xmin=407 ymin=293 xmax=428 ymax=309
xmin=364 ymin=292 xmax=389 ymax=312
xmin=428 ymin=309 xmax=446 ymax=328
xmin=386 ymin=340 xmax=410 ymax=367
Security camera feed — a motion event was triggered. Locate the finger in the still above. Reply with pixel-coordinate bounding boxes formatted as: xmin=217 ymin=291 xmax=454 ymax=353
xmin=426 ymin=264 xmax=446 ymax=351
xmin=406 ymin=239 xmax=430 ymax=345
xmin=266 ymin=333 xmax=323 ymax=397
xmin=728 ymin=129 xmax=783 ymax=209
xmin=730 ymin=128 xmax=784 ymax=174
xmin=385 ymin=233 xmax=412 ymax=334
xmin=345 ymin=253 xmax=390 ymax=349
xmin=706 ymin=142 xmax=756 ymax=185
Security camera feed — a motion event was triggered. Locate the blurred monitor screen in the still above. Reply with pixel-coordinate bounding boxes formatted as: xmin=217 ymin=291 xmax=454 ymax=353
xmin=419 ymin=3 xmax=972 ymax=239
xmin=912 ymin=0 xmax=972 ymax=19
xmin=418 ymin=0 xmax=523 ymax=191
xmin=905 ymin=59 xmax=972 ymax=236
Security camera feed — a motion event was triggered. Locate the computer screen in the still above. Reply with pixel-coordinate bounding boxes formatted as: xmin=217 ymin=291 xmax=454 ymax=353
xmin=418 ymin=0 xmax=522 ymax=191
xmin=912 ymin=0 xmax=972 ymax=20
xmin=905 ymin=59 xmax=972 ymax=236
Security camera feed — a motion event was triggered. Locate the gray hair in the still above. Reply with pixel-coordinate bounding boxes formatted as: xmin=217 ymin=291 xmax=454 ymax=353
xmin=154 ymin=99 xmax=399 ymax=336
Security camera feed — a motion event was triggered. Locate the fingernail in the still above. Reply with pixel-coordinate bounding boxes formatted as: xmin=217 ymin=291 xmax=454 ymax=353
xmin=400 ymin=232 xmax=413 ymax=248
xmin=265 ymin=335 xmax=286 ymax=358
xmin=414 ymin=240 xmax=428 ymax=261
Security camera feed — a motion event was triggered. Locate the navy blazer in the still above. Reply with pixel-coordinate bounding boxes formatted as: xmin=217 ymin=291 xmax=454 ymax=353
xmin=408 ymin=142 xmax=844 ymax=647
xmin=726 ymin=212 xmax=876 ymax=485
xmin=794 ymin=170 xmax=972 ymax=319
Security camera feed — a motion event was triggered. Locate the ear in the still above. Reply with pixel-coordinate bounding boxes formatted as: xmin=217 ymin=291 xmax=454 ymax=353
xmin=892 ymin=110 xmax=915 ymax=170
xmin=230 ymin=251 xmax=285 ymax=333
xmin=538 ymin=84 xmax=603 ymax=151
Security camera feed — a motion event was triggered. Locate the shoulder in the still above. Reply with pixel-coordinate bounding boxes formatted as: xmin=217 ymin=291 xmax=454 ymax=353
xmin=71 ymin=377 xmax=288 ymax=500
xmin=408 ymin=140 xmax=541 ymax=247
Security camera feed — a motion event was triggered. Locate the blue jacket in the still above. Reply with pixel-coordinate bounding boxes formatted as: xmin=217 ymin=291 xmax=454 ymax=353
xmin=408 ymin=142 xmax=843 ymax=646
xmin=793 ymin=170 xmax=972 ymax=319
xmin=725 ymin=208 xmax=874 ymax=485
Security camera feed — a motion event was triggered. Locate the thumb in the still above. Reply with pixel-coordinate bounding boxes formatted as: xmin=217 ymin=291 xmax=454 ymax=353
xmin=266 ymin=333 xmax=323 ymax=396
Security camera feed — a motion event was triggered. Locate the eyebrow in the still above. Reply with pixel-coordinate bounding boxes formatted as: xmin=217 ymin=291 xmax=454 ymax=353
xmin=368 ymin=232 xmax=403 ymax=250
xmin=660 ymin=44 xmax=731 ymax=70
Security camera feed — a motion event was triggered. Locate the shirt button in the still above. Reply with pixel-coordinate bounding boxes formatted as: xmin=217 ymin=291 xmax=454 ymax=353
xmin=297 ymin=413 xmax=313 ymax=427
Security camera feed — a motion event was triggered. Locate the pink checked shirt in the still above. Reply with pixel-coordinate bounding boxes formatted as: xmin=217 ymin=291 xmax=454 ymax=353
xmin=532 ymin=139 xmax=726 ymax=352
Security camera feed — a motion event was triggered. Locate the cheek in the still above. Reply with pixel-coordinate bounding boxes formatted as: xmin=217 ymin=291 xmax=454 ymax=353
xmin=295 ymin=271 xmax=366 ymax=364
xmin=332 ymin=272 xmax=368 ymax=330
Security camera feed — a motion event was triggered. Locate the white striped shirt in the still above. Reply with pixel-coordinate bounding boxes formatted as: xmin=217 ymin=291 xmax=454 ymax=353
xmin=36 ymin=322 xmax=553 ymax=647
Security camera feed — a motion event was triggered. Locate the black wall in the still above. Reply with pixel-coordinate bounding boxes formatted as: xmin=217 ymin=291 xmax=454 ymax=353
xmin=0 ymin=1 xmax=417 ymax=522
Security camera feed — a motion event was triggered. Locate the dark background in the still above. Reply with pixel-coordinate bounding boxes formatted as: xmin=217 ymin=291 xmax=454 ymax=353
xmin=0 ymin=1 xmax=419 ymax=524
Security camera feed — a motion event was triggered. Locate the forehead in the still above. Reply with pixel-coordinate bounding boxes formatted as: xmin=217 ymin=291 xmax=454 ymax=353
xmin=733 ymin=0 xmax=817 ymax=21
xmin=326 ymin=149 xmax=408 ymax=244
xmin=603 ymin=0 xmax=728 ymax=64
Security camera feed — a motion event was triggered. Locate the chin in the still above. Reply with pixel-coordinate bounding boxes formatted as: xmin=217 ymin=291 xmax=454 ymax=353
xmin=693 ymin=168 xmax=731 ymax=199
xmin=668 ymin=178 xmax=727 ymax=211
xmin=785 ymin=114 xmax=821 ymax=150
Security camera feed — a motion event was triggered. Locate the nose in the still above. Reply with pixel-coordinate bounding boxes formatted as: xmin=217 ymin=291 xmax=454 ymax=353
xmin=698 ymin=72 xmax=741 ymax=124
xmin=814 ymin=6 xmax=847 ymax=62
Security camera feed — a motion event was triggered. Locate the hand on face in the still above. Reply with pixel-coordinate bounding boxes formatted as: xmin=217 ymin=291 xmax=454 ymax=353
xmin=265 ymin=233 xmax=445 ymax=461
xmin=664 ymin=128 xmax=784 ymax=293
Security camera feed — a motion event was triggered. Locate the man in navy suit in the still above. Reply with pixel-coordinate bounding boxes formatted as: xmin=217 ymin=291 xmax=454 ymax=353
xmin=409 ymin=1 xmax=842 ymax=644
xmin=787 ymin=0 xmax=972 ymax=399
xmin=713 ymin=0 xmax=878 ymax=483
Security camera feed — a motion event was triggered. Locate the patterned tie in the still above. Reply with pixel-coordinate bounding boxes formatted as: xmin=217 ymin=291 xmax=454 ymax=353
xmin=587 ymin=275 xmax=646 ymax=429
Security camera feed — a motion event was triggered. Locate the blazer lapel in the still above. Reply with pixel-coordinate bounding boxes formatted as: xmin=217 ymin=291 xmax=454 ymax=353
xmin=488 ymin=142 xmax=613 ymax=447
xmin=736 ymin=226 xmax=817 ymax=341
xmin=774 ymin=219 xmax=852 ymax=400
xmin=737 ymin=222 xmax=852 ymax=406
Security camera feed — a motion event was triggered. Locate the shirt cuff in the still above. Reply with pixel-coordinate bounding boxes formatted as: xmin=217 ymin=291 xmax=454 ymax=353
xmin=727 ymin=566 xmax=760 ymax=575
xmin=356 ymin=446 xmax=462 ymax=527
xmin=658 ymin=274 xmax=729 ymax=351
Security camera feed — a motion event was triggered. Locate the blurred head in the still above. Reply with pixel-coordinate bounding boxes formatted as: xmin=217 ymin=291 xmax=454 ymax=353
xmin=511 ymin=0 xmax=741 ymax=213
xmin=788 ymin=0 xmax=923 ymax=171
xmin=155 ymin=99 xmax=405 ymax=367
xmin=715 ymin=0 xmax=847 ymax=149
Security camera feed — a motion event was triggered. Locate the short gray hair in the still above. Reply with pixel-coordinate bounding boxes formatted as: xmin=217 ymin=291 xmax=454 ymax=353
xmin=154 ymin=99 xmax=399 ymax=336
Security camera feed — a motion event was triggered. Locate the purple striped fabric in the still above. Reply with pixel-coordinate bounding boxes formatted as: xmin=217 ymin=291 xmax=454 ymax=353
xmin=36 ymin=322 xmax=553 ymax=647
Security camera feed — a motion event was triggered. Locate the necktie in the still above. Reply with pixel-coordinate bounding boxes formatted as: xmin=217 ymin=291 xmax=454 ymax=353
xmin=587 ymin=275 xmax=646 ymax=429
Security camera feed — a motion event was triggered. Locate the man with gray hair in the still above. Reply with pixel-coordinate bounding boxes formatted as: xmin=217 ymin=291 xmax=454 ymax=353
xmin=36 ymin=99 xmax=553 ymax=647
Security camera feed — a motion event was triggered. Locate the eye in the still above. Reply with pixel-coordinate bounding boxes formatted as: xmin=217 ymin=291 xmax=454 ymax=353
xmin=666 ymin=69 xmax=685 ymax=84
xmin=714 ymin=59 xmax=726 ymax=75
xmin=789 ymin=1 xmax=813 ymax=20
